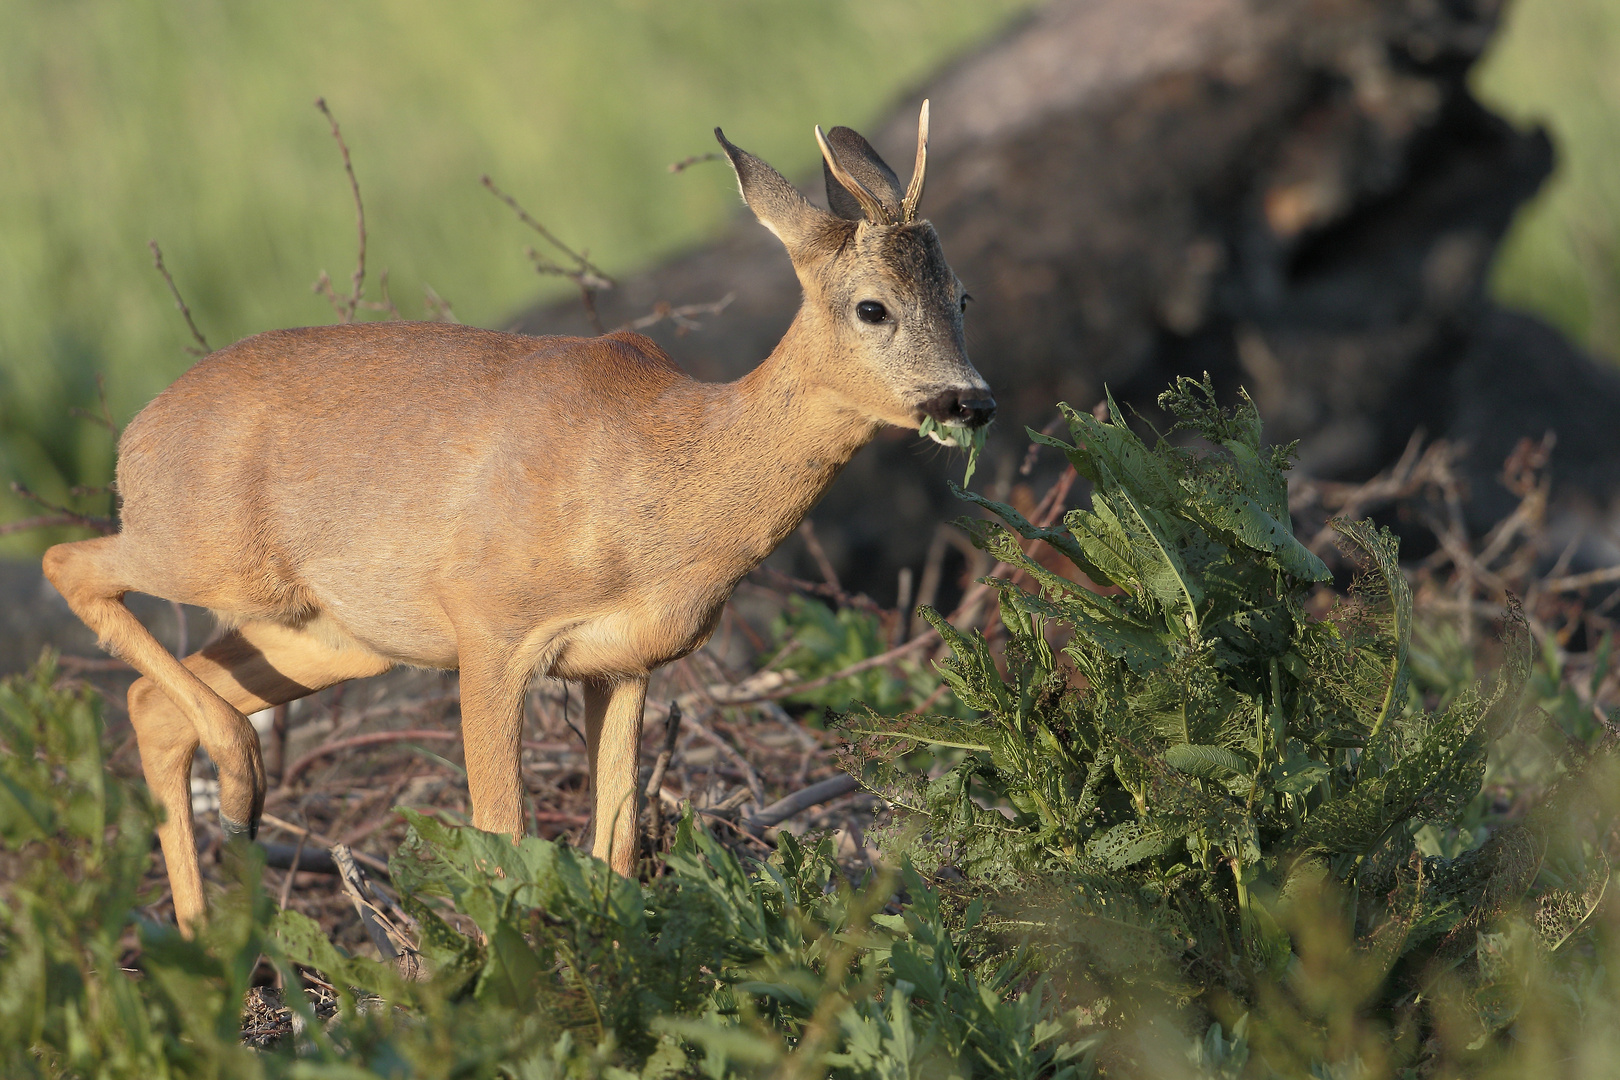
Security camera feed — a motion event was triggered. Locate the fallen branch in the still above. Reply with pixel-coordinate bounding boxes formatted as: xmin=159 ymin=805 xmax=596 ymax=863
xmin=746 ymin=774 xmax=861 ymax=831
xmin=259 ymin=813 xmax=390 ymax=879
xmin=331 ymin=843 xmax=425 ymax=981
xmin=282 ymin=729 xmax=462 ymax=786
xmin=652 ymin=704 xmax=766 ymax=807
xmin=282 ymin=726 xmax=573 ymax=787
xmin=264 ymin=839 xmax=328 ymax=878
xmin=644 ymin=701 xmax=684 ymax=848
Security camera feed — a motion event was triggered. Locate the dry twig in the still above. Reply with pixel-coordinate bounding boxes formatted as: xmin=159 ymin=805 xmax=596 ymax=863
xmin=148 ymin=240 xmax=212 ymax=354
xmin=483 ymin=174 xmax=613 ymax=333
xmin=615 ymin=293 xmax=735 ymax=336
xmin=313 ymin=98 xmax=367 ymax=323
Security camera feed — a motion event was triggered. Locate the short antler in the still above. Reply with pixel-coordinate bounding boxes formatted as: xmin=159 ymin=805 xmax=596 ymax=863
xmin=902 ymin=100 xmax=929 ymax=224
xmin=816 ymin=124 xmax=892 ymax=225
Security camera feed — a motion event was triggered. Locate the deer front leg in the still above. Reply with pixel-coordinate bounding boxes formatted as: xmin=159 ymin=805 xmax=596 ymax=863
xmin=583 ymin=676 xmax=648 ymax=875
xmin=458 ymin=653 xmax=529 ymax=838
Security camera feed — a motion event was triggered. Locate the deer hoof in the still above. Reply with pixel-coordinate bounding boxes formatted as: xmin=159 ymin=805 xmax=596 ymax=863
xmin=219 ymin=812 xmax=258 ymax=842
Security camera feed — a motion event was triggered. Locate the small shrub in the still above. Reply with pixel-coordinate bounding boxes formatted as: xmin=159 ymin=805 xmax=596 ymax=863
xmin=847 ymin=376 xmax=1613 ymax=1067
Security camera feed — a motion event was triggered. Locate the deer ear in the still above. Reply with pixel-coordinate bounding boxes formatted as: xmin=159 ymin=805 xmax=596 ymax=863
xmin=714 ymin=128 xmax=832 ymax=255
xmin=819 ymin=126 xmax=903 ymax=224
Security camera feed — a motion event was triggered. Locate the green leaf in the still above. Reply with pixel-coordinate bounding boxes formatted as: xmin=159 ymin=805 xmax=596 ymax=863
xmin=1163 ymin=743 xmax=1252 ymax=779
xmin=1086 ymin=821 xmax=1180 ymax=871
xmin=1271 ymin=755 xmax=1331 ymax=795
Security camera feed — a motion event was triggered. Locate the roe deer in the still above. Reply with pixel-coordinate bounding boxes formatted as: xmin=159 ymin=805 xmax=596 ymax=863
xmin=43 ymin=102 xmax=992 ymax=932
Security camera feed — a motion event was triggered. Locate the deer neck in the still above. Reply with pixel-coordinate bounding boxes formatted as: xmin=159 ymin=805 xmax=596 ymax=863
xmin=687 ymin=309 xmax=879 ymax=573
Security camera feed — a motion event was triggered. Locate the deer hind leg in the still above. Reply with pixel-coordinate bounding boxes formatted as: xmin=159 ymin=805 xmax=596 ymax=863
xmin=134 ymin=619 xmax=390 ymax=931
xmin=582 ymin=676 xmax=648 ymax=875
xmin=43 ymin=536 xmax=389 ymax=931
xmin=44 ymin=534 xmax=267 ymax=846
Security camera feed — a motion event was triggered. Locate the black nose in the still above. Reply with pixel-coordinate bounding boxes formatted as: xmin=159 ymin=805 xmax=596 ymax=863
xmin=922 ymin=388 xmax=996 ymax=429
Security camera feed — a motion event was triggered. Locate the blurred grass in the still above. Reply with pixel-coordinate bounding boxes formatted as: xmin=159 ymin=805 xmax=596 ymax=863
xmin=0 ymin=0 xmax=1032 ymax=555
xmin=1473 ymin=0 xmax=1620 ymax=362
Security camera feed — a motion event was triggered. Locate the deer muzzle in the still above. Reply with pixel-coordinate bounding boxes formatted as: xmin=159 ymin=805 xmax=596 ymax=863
xmin=920 ymin=388 xmax=996 ymax=429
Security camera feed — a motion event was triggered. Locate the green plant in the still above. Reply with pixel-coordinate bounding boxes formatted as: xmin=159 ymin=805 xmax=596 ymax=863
xmin=0 ymin=657 xmax=274 ymax=1078
xmin=0 ymin=656 xmax=1087 ymax=1078
xmin=769 ymin=595 xmax=964 ymax=723
xmin=847 ymin=376 xmax=1600 ymax=1059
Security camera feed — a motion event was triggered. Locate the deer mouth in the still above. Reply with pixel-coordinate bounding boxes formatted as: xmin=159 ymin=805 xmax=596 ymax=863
xmin=920 ymin=418 xmax=973 ymax=447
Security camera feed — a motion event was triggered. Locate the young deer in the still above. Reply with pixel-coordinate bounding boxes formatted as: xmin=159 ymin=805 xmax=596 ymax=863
xmin=43 ymin=103 xmax=992 ymax=932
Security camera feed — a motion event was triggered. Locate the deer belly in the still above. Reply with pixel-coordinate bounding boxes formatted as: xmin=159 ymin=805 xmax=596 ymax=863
xmin=547 ymin=600 xmax=723 ymax=680
xmin=298 ymin=565 xmax=461 ymax=668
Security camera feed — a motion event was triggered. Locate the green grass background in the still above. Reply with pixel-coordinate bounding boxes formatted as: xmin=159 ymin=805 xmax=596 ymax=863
xmin=1473 ymin=0 xmax=1620 ymax=364
xmin=0 ymin=0 xmax=1615 ymax=556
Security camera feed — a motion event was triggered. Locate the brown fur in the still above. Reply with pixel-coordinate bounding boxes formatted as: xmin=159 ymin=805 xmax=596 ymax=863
xmin=42 ymin=109 xmax=989 ymax=932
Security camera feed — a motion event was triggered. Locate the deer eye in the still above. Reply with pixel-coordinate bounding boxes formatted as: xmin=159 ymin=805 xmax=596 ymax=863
xmin=960 ymin=293 xmax=973 ymax=313
xmin=856 ymin=300 xmax=888 ymax=324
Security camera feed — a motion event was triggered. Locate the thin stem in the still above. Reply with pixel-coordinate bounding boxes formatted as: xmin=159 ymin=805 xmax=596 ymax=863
xmin=314 ymin=97 xmax=366 ymax=322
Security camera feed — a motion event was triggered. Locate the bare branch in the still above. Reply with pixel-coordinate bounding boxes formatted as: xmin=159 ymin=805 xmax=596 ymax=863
xmin=68 ymin=375 xmax=121 ymax=437
xmin=0 ymin=513 xmax=96 ymax=537
xmin=5 ymin=482 xmax=114 ymax=535
xmin=1543 ymin=565 xmax=1620 ymax=594
xmin=485 ymin=174 xmax=614 ymax=333
xmin=483 ymin=175 xmax=614 ymax=289
xmin=422 ymin=285 xmax=459 ymax=323
xmin=668 ymin=151 xmax=723 ymax=174
xmin=615 ymin=293 xmax=735 ymax=336
xmin=355 ymin=268 xmax=403 ymax=321
xmin=314 ymin=97 xmax=367 ymax=323
xmin=147 ymin=240 xmax=211 ymax=354
xmin=752 ymin=564 xmax=886 ymax=616
xmin=797 ymin=519 xmax=843 ymax=594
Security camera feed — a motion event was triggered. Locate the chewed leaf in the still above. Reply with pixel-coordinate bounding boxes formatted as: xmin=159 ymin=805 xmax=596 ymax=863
xmin=920 ymin=417 xmax=991 ymax=486
xmin=1192 ymin=486 xmax=1329 ymax=582
xmin=1272 ymin=755 xmax=1331 ymax=794
xmin=1086 ymin=820 xmax=1180 ymax=870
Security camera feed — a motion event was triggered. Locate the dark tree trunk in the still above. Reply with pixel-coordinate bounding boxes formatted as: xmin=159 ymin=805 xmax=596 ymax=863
xmin=515 ymin=0 xmax=1620 ymax=600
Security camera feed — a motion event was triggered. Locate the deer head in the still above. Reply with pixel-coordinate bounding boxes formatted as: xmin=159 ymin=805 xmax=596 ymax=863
xmin=714 ymin=101 xmax=994 ymax=439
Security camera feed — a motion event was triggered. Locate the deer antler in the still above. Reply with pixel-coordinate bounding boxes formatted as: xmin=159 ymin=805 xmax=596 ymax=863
xmin=902 ymin=99 xmax=929 ymax=224
xmin=816 ymin=124 xmax=892 ymax=225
